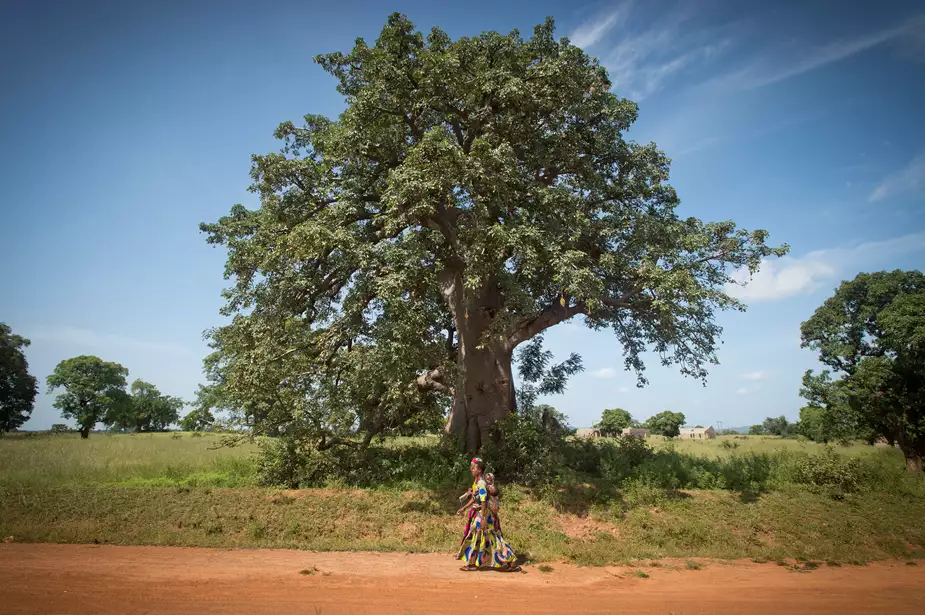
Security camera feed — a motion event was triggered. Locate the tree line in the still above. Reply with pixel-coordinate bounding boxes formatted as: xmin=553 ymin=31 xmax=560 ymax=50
xmin=0 ymin=340 xmax=215 ymax=437
xmin=593 ymin=408 xmax=686 ymax=438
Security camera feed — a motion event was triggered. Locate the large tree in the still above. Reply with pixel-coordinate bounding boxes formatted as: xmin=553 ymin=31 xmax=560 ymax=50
xmin=46 ymin=356 xmax=128 ymax=438
xmin=801 ymin=270 xmax=925 ymax=471
xmin=645 ymin=410 xmax=685 ymax=438
xmin=202 ymin=14 xmax=787 ymax=453
xmin=0 ymin=323 xmax=38 ymax=433
xmin=595 ymin=408 xmax=633 ymax=436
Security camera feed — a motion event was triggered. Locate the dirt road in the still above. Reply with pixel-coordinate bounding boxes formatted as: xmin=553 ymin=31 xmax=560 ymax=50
xmin=1 ymin=544 xmax=923 ymax=615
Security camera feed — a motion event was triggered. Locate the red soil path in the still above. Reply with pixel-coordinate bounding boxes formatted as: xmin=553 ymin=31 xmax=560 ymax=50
xmin=1 ymin=544 xmax=923 ymax=614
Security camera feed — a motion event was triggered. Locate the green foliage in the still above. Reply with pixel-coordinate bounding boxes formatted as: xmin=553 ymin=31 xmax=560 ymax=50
xmin=255 ymin=436 xmax=464 ymax=489
xmin=645 ymin=411 xmax=685 ymax=438
xmin=180 ymin=406 xmax=215 ymax=432
xmin=754 ymin=415 xmax=795 ymax=437
xmin=801 ymin=270 xmax=925 ymax=471
xmin=595 ymin=408 xmax=633 ymax=437
xmin=200 ymin=13 xmax=787 ymax=458
xmin=108 ymin=380 xmax=183 ymax=432
xmin=788 ymin=448 xmax=865 ymax=493
xmin=49 ymin=424 xmax=70 ymax=434
xmin=482 ymin=410 xmax=570 ymax=486
xmin=46 ymin=356 xmax=129 ymax=438
xmin=0 ymin=323 xmax=38 ymax=433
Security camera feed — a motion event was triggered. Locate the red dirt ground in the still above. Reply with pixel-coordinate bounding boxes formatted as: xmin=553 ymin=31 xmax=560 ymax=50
xmin=2 ymin=544 xmax=923 ymax=614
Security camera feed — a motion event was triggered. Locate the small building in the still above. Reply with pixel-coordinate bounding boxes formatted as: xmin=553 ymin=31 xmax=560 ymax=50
xmin=621 ymin=428 xmax=650 ymax=438
xmin=575 ymin=428 xmax=601 ymax=439
xmin=680 ymin=426 xmax=716 ymax=440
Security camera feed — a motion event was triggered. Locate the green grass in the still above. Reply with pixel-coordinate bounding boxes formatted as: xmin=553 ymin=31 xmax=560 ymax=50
xmin=645 ymin=435 xmax=900 ymax=460
xmin=1 ymin=432 xmax=924 ymax=566
xmin=0 ymin=432 xmax=257 ymax=488
xmin=2 ymin=484 xmax=923 ymax=565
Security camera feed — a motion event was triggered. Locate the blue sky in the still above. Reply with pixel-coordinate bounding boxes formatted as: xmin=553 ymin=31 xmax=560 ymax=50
xmin=1 ymin=0 xmax=923 ymax=430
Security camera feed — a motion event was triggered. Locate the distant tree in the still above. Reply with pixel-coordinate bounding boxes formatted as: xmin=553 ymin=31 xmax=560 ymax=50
xmin=748 ymin=425 xmax=765 ymax=436
xmin=595 ymin=408 xmax=633 ymax=436
xmin=46 ymin=356 xmax=129 ymax=438
xmin=111 ymin=380 xmax=183 ymax=432
xmin=50 ymin=424 xmax=70 ymax=434
xmin=0 ymin=323 xmax=38 ymax=434
xmin=719 ymin=429 xmax=739 ymax=436
xmin=761 ymin=415 xmax=792 ymax=437
xmin=180 ymin=407 xmax=216 ymax=432
xmin=645 ymin=411 xmax=685 ymax=438
xmin=801 ymin=270 xmax=925 ymax=471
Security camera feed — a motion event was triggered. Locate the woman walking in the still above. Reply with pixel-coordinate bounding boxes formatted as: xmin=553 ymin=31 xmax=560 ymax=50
xmin=456 ymin=457 xmax=519 ymax=572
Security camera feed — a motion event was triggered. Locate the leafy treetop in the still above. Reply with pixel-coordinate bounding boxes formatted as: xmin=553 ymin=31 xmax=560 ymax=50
xmin=201 ymin=14 xmax=787 ymax=453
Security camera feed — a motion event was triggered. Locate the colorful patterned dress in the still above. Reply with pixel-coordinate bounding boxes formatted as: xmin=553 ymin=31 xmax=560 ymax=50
xmin=457 ymin=477 xmax=518 ymax=569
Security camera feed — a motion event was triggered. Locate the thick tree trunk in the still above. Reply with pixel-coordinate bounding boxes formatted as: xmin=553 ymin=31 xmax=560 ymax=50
xmin=79 ymin=425 xmax=91 ymax=439
xmin=447 ymin=346 xmax=515 ymax=454
xmin=440 ymin=270 xmax=517 ymax=454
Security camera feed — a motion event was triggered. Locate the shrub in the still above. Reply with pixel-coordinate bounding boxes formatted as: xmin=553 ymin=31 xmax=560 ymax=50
xmin=787 ymin=447 xmax=865 ymax=492
xmin=482 ymin=411 xmax=570 ymax=485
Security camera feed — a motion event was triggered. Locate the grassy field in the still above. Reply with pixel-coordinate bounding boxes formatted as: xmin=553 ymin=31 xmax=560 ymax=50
xmin=1 ymin=432 xmax=924 ymax=566
xmin=0 ymin=432 xmax=257 ymax=488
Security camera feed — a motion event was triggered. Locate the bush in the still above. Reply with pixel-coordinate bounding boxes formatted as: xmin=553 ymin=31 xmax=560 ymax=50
xmin=787 ymin=447 xmax=865 ymax=493
xmin=482 ymin=411 xmax=569 ymax=485
xmin=255 ymin=436 xmax=465 ymax=489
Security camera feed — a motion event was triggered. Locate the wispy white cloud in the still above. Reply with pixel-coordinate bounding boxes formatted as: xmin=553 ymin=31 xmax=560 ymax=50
xmin=735 ymin=387 xmax=751 ymax=395
xmin=726 ymin=232 xmax=925 ymax=302
xmin=618 ymin=386 xmax=630 ymax=393
xmin=740 ymin=371 xmax=767 ymax=381
xmin=870 ymin=150 xmax=925 ymax=202
xmin=29 ymin=326 xmax=189 ymax=355
xmin=592 ymin=367 xmax=618 ymax=380
xmin=571 ymin=3 xmax=734 ymax=100
xmin=712 ymin=15 xmax=924 ymax=91
xmin=568 ymin=4 xmax=631 ymax=49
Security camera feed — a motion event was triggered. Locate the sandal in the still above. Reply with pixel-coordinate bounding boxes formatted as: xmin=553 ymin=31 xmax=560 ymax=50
xmin=460 ymin=565 xmax=478 ymax=572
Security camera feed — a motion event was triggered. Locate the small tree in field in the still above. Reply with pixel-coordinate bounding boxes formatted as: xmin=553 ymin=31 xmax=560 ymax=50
xmin=46 ymin=356 xmax=128 ymax=438
xmin=201 ymin=14 xmax=786 ymax=454
xmin=801 ymin=270 xmax=925 ymax=471
xmin=180 ymin=406 xmax=215 ymax=432
xmin=0 ymin=323 xmax=38 ymax=434
xmin=595 ymin=408 xmax=633 ymax=436
xmin=645 ymin=410 xmax=685 ymax=438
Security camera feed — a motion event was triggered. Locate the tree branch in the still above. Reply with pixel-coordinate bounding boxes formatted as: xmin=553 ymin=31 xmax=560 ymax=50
xmin=506 ymin=299 xmax=588 ymax=350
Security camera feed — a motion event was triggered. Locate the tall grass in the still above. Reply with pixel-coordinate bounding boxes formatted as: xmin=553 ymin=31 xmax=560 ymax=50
xmin=0 ymin=432 xmax=257 ymax=488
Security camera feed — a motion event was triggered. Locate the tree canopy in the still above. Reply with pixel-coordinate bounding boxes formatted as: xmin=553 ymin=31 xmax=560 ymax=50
xmin=108 ymin=379 xmax=184 ymax=432
xmin=645 ymin=410 xmax=685 ymax=438
xmin=595 ymin=408 xmax=633 ymax=436
xmin=801 ymin=270 xmax=925 ymax=471
xmin=201 ymin=14 xmax=787 ymax=454
xmin=0 ymin=323 xmax=38 ymax=433
xmin=46 ymin=356 xmax=129 ymax=438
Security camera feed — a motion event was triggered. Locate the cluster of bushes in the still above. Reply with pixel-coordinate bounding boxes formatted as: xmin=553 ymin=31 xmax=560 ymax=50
xmin=255 ymin=412 xmax=918 ymax=500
